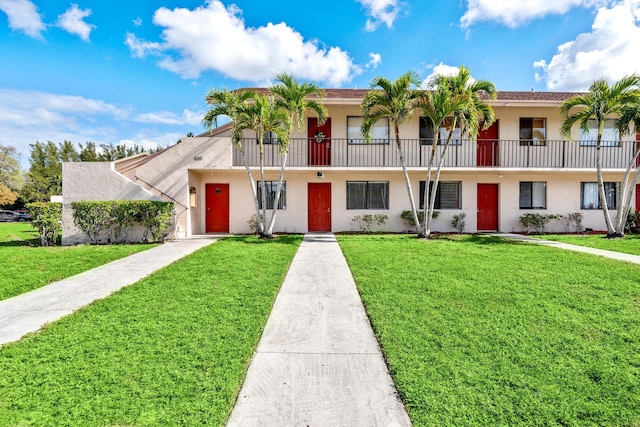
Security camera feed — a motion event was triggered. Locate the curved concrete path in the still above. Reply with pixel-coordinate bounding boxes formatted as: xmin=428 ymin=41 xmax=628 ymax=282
xmin=498 ymin=233 xmax=640 ymax=265
xmin=227 ymin=233 xmax=411 ymax=427
xmin=0 ymin=237 xmax=221 ymax=347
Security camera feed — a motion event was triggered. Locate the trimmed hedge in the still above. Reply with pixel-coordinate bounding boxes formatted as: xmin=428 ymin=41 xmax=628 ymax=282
xmin=71 ymin=200 xmax=174 ymax=244
xmin=26 ymin=202 xmax=62 ymax=246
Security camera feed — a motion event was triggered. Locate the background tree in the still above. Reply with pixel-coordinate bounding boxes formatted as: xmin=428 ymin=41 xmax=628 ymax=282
xmin=0 ymin=145 xmax=22 ymax=207
xmin=22 ymin=140 xmax=162 ymax=202
xmin=560 ymin=75 xmax=640 ymax=237
xmin=267 ymin=73 xmax=327 ymax=236
xmin=361 ymin=71 xmax=423 ymax=235
xmin=417 ymin=66 xmax=496 ymax=237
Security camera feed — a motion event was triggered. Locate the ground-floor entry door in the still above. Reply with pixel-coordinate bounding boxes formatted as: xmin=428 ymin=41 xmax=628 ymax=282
xmin=477 ymin=183 xmax=499 ymax=231
xmin=206 ymin=183 xmax=229 ymax=233
xmin=308 ymin=183 xmax=331 ymax=232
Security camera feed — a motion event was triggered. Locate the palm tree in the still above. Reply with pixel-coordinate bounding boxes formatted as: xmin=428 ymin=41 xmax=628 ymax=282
xmin=560 ymin=75 xmax=640 ymax=237
xmin=417 ymin=66 xmax=496 ymax=238
xmin=235 ymin=94 xmax=291 ymax=238
xmin=266 ymin=73 xmax=328 ymax=236
xmin=361 ymin=71 xmax=424 ymax=235
xmin=202 ymin=88 xmax=263 ymax=233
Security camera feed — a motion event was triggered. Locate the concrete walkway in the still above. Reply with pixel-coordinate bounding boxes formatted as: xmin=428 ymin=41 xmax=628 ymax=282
xmin=227 ymin=233 xmax=411 ymax=427
xmin=498 ymin=233 xmax=640 ymax=265
xmin=0 ymin=237 xmax=220 ymax=346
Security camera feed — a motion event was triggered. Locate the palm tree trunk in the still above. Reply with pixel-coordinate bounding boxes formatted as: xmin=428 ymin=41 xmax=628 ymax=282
xmin=421 ymin=133 xmax=440 ymax=238
xmin=239 ymin=146 xmax=262 ymax=233
xmin=596 ymin=138 xmax=616 ymax=236
xmin=394 ymin=124 xmax=423 ymax=236
xmin=265 ymin=150 xmax=288 ymax=237
xmin=613 ymin=145 xmax=640 ymax=234
xmin=258 ymin=133 xmax=267 ymax=237
xmin=426 ymin=130 xmax=455 ymax=236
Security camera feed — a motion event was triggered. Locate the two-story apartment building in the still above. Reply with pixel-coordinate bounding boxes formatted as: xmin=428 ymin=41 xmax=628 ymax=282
xmin=61 ymin=89 xmax=640 ymax=244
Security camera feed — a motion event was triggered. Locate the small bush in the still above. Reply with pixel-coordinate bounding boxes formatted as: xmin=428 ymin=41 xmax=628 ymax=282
xmin=352 ymin=214 xmax=388 ymax=233
xmin=400 ymin=210 xmax=439 ymax=230
xmin=451 ymin=213 xmax=466 ymax=233
xmin=519 ymin=213 xmax=561 ymax=234
xmin=563 ymin=212 xmax=584 ymax=233
xmin=26 ymin=202 xmax=62 ymax=246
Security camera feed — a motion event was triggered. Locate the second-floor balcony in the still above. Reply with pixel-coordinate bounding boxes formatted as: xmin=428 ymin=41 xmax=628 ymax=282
xmin=233 ymin=138 xmax=638 ymax=170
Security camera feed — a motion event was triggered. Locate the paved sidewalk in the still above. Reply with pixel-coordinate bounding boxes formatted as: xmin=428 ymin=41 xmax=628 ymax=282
xmin=0 ymin=237 xmax=221 ymax=346
xmin=227 ymin=233 xmax=411 ymax=427
xmin=499 ymin=233 xmax=640 ymax=265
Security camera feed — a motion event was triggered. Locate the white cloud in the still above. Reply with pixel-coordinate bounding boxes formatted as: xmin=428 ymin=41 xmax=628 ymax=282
xmin=56 ymin=4 xmax=95 ymax=41
xmin=357 ymin=0 xmax=403 ymax=31
xmin=0 ymin=0 xmax=45 ymax=38
xmin=0 ymin=89 xmax=203 ymax=166
xmin=534 ymin=0 xmax=640 ymax=91
xmin=126 ymin=1 xmax=359 ymax=86
xmin=132 ymin=17 xmax=142 ymax=27
xmin=367 ymin=52 xmax=382 ymax=68
xmin=421 ymin=63 xmax=474 ymax=88
xmin=461 ymin=0 xmax=604 ymax=28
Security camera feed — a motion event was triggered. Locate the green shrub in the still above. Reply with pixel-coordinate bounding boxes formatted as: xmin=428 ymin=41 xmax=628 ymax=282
xmin=26 ymin=202 xmax=62 ymax=246
xmin=351 ymin=214 xmax=388 ymax=233
xmin=71 ymin=200 xmax=174 ymax=244
xmin=519 ymin=213 xmax=561 ymax=234
xmin=400 ymin=210 xmax=439 ymax=229
xmin=451 ymin=212 xmax=466 ymax=233
xmin=563 ymin=212 xmax=584 ymax=233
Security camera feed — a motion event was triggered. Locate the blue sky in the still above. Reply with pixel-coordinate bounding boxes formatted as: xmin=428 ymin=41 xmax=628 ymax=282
xmin=1 ymin=0 xmax=640 ymax=167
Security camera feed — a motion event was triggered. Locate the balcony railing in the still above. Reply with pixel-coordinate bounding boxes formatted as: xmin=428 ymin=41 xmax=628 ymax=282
xmin=232 ymin=138 xmax=637 ymax=169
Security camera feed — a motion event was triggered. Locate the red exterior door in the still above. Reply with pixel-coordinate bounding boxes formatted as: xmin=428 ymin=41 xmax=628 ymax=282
xmin=206 ymin=183 xmax=229 ymax=233
xmin=477 ymin=121 xmax=499 ymax=167
xmin=477 ymin=183 xmax=499 ymax=231
xmin=308 ymin=118 xmax=331 ymax=166
xmin=308 ymin=183 xmax=331 ymax=231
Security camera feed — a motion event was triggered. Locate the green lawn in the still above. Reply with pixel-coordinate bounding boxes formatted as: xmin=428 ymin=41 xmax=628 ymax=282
xmin=534 ymin=233 xmax=640 ymax=256
xmin=0 ymin=222 xmax=154 ymax=301
xmin=338 ymin=234 xmax=640 ymax=426
xmin=0 ymin=235 xmax=302 ymax=426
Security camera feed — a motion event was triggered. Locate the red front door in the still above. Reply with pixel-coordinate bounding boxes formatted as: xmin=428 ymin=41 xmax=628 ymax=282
xmin=206 ymin=183 xmax=229 ymax=233
xmin=477 ymin=183 xmax=499 ymax=231
xmin=308 ymin=118 xmax=331 ymax=166
xmin=308 ymin=183 xmax=331 ymax=231
xmin=477 ymin=121 xmax=499 ymax=167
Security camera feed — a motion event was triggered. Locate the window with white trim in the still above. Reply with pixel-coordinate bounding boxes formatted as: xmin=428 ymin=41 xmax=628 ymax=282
xmin=519 ymin=118 xmax=546 ymax=146
xmin=519 ymin=182 xmax=546 ymax=209
xmin=581 ymin=182 xmax=618 ymax=209
xmin=580 ymin=119 xmax=620 ymax=146
xmin=346 ymin=181 xmax=389 ymax=209
xmin=419 ymin=181 xmax=461 ymax=209
xmin=419 ymin=117 xmax=462 ymax=145
xmin=257 ymin=181 xmax=286 ymax=209
xmin=347 ymin=116 xmax=389 ymax=144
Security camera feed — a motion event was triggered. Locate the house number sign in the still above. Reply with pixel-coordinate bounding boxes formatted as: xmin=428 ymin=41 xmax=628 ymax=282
xmin=194 ymin=156 xmax=203 ymax=161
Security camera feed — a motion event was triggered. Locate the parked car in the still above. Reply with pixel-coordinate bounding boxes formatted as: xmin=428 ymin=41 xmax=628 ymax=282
xmin=0 ymin=210 xmax=32 ymax=222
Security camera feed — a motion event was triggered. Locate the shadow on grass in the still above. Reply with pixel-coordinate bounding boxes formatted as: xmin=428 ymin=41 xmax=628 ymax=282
xmin=228 ymin=234 xmax=303 ymax=246
xmin=427 ymin=233 xmax=525 ymax=245
xmin=0 ymin=238 xmax=40 ymax=247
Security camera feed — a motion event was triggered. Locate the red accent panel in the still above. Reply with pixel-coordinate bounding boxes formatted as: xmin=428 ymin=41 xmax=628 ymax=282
xmin=205 ymin=183 xmax=229 ymax=233
xmin=308 ymin=183 xmax=331 ymax=231
xmin=477 ymin=183 xmax=499 ymax=231
xmin=308 ymin=117 xmax=332 ymax=166
xmin=477 ymin=121 xmax=499 ymax=167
